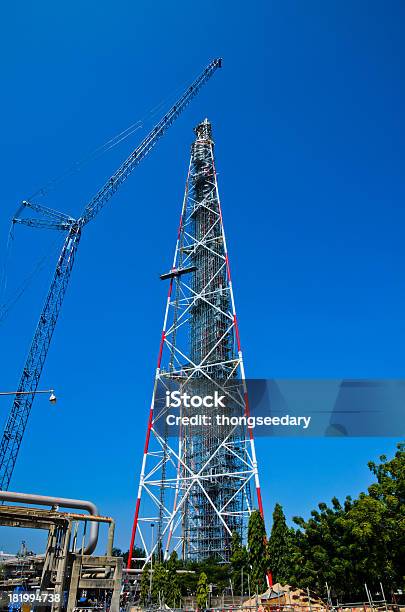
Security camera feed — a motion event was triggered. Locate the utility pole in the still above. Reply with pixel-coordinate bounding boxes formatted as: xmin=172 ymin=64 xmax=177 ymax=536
xmin=149 ymin=522 xmax=155 ymax=604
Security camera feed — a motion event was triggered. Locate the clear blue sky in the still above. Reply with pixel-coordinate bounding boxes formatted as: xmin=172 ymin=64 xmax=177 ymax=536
xmin=0 ymin=1 xmax=404 ymax=553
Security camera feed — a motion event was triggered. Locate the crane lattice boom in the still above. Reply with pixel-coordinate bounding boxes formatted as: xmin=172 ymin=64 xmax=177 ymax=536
xmin=0 ymin=58 xmax=222 ymax=490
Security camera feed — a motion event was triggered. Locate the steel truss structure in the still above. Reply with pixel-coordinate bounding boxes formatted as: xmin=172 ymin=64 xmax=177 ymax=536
xmin=128 ymin=119 xmax=264 ymax=567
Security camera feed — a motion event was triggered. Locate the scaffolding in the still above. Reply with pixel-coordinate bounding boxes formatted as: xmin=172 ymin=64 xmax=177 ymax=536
xmin=182 ymin=119 xmax=247 ymax=560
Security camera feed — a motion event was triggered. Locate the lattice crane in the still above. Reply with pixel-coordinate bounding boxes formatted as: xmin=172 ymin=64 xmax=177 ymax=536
xmin=0 ymin=58 xmax=222 ymax=491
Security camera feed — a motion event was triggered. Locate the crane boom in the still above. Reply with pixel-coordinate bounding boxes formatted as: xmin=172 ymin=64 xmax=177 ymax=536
xmin=0 ymin=58 xmax=222 ymax=490
xmin=81 ymin=58 xmax=222 ymax=226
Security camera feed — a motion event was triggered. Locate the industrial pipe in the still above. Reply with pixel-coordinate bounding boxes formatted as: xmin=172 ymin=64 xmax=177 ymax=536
xmin=0 ymin=490 xmax=99 ymax=554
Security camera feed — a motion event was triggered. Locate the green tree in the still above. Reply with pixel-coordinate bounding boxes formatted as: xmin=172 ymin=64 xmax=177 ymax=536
xmin=139 ymin=562 xmax=151 ymax=605
xmin=290 ymin=443 xmax=405 ymax=598
xmin=196 ymin=571 xmax=209 ymax=610
xmin=247 ymin=509 xmax=268 ymax=594
xmin=230 ymin=531 xmax=249 ymax=595
xmin=267 ymin=503 xmax=295 ymax=585
xmin=152 ymin=562 xmax=167 ymax=605
xmin=291 ymin=497 xmax=352 ymax=594
xmin=165 ymin=551 xmax=182 ymax=607
xmin=342 ymin=443 xmax=405 ymax=591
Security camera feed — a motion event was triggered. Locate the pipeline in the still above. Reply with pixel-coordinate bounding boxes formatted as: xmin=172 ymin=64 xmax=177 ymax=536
xmin=0 ymin=490 xmax=99 ymax=554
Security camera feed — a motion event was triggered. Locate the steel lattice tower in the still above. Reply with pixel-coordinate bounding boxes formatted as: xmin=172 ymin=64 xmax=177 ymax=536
xmin=128 ymin=119 xmax=264 ymax=567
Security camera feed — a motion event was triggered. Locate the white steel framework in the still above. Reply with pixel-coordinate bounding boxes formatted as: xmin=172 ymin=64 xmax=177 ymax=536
xmin=128 ymin=119 xmax=264 ymax=567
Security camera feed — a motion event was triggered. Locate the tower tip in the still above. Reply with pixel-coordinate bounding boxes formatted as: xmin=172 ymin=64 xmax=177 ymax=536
xmin=194 ymin=118 xmax=212 ymax=141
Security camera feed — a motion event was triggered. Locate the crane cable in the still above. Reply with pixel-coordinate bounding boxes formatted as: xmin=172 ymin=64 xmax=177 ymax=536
xmin=0 ymin=74 xmax=193 ymax=324
xmin=0 ymin=233 xmax=64 ymax=325
xmin=26 ymin=77 xmax=191 ymax=201
xmin=0 ymin=223 xmax=14 ymax=306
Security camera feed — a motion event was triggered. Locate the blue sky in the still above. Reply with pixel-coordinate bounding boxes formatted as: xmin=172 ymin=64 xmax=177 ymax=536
xmin=0 ymin=0 xmax=404 ymax=553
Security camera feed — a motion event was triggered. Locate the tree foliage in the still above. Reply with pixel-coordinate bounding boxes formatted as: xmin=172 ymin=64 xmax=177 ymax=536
xmin=289 ymin=443 xmax=405 ymax=597
xmin=248 ymin=509 xmax=268 ymax=593
xmin=196 ymin=571 xmax=209 ymax=609
xmin=139 ymin=562 xmax=151 ymax=606
xmin=267 ymin=503 xmax=295 ymax=584
xmin=165 ymin=551 xmax=182 ymax=608
xmin=151 ymin=562 xmax=167 ymax=605
xmin=230 ymin=531 xmax=249 ymax=595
